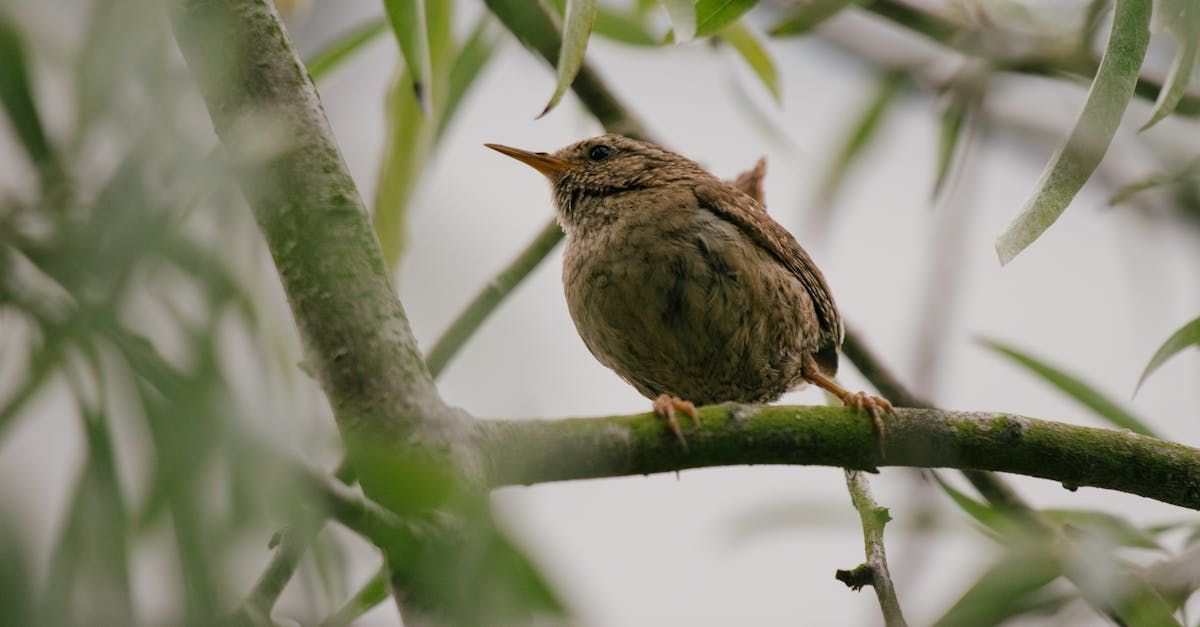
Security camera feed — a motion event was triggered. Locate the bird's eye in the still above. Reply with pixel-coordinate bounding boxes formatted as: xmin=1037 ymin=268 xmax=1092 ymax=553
xmin=587 ymin=145 xmax=614 ymax=161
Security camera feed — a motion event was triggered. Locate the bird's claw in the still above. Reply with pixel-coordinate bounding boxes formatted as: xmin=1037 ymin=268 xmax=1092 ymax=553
xmin=653 ymin=394 xmax=699 ymax=450
xmin=841 ymin=391 xmax=895 ymax=455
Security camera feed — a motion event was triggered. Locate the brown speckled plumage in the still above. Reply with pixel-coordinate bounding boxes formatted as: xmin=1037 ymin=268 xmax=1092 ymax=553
xmin=487 ymin=134 xmax=892 ymax=442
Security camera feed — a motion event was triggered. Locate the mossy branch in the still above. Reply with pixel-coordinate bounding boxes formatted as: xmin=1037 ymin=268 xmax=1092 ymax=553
xmin=477 ymin=405 xmax=1200 ymax=511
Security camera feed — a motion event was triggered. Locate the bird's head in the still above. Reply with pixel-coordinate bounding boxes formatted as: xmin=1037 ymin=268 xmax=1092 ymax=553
xmin=486 ymin=134 xmax=706 ymax=228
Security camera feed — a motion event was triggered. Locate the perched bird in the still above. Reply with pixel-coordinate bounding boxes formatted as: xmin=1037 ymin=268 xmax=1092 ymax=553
xmin=487 ymin=134 xmax=893 ymax=447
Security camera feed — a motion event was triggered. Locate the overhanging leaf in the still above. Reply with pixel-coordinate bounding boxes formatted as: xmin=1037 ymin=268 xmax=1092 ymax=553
xmin=541 ymin=0 xmax=598 ymax=116
xmin=695 ymin=0 xmax=757 ymax=38
xmin=1109 ymin=155 xmax=1200 ymax=205
xmin=382 ymin=0 xmax=434 ymax=115
xmin=0 ymin=15 xmax=56 ymax=176
xmin=814 ymin=70 xmax=904 ymax=215
xmin=980 ymin=338 xmax=1158 ymax=437
xmin=718 ymin=22 xmax=780 ymax=103
xmin=994 ymin=0 xmax=1151 ymax=265
xmin=1136 ymin=315 xmax=1200 ymax=393
xmin=769 ymin=0 xmax=861 ymax=36
xmin=933 ymin=545 xmax=1063 ymax=627
xmin=305 ymin=18 xmax=387 ymax=81
xmin=1142 ymin=0 xmax=1199 ymax=130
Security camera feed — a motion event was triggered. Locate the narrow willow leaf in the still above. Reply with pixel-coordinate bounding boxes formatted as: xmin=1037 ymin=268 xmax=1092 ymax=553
xmin=658 ymin=0 xmax=697 ymax=42
xmin=436 ymin=17 xmax=499 ymax=140
xmin=994 ymin=0 xmax=1151 ymax=265
xmin=815 ymin=70 xmax=903 ymax=212
xmin=933 ymin=94 xmax=969 ymax=199
xmin=0 ymin=16 xmax=55 ymax=175
xmin=980 ymin=338 xmax=1158 ymax=437
xmin=718 ymin=22 xmax=780 ymax=103
xmin=1136 ymin=315 xmax=1200 ymax=393
xmin=595 ymin=7 xmax=661 ymax=45
xmin=1042 ymin=509 xmax=1162 ymax=550
xmin=769 ymin=0 xmax=861 ymax=36
xmin=930 ymin=472 xmax=1008 ymax=538
xmin=695 ymin=0 xmax=757 ymax=37
xmin=541 ymin=0 xmax=598 ymax=116
xmin=1140 ymin=1 xmax=1199 ymax=130
xmin=374 ymin=2 xmax=453 ymax=267
xmin=382 ymin=0 xmax=433 ymax=115
xmin=1109 ymin=155 xmax=1200 ymax=205
xmin=933 ymin=546 xmax=1063 ymax=627
xmin=306 ymin=18 xmax=387 ymax=81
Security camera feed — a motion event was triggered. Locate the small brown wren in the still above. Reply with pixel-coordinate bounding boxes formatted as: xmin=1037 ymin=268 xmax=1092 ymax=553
xmin=487 ymin=134 xmax=893 ymax=447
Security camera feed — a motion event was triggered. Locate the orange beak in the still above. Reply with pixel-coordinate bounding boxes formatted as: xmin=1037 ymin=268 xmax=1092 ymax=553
xmin=485 ymin=143 xmax=575 ymax=178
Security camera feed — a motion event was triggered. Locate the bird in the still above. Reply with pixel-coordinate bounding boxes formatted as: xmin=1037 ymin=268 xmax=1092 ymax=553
xmin=486 ymin=134 xmax=894 ymax=448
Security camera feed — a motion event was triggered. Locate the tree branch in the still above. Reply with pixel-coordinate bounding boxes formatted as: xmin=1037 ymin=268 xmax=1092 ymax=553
xmin=839 ymin=469 xmax=907 ymax=627
xmin=476 ymin=405 xmax=1200 ymax=511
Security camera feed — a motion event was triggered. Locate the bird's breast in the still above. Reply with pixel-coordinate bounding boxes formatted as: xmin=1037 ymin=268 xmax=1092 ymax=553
xmin=561 ymin=202 xmax=818 ymax=404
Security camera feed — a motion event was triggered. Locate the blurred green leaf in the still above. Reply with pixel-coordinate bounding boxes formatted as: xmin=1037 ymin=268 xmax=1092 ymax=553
xmin=933 ymin=73 xmax=984 ymax=199
xmin=0 ymin=15 xmax=56 ymax=178
xmin=374 ymin=1 xmax=455 ymax=268
xmin=815 ymin=70 xmax=904 ymax=214
xmin=382 ymin=0 xmax=434 ymax=114
xmin=320 ymin=565 xmax=389 ymax=627
xmin=306 ymin=18 xmax=387 ymax=81
xmin=1045 ymin=509 xmax=1163 ymax=550
xmin=769 ymin=0 xmax=861 ymax=36
xmin=486 ymin=0 xmax=563 ymax=60
xmin=541 ymin=0 xmax=597 ymax=116
xmin=718 ymin=22 xmax=780 ymax=103
xmin=994 ymin=0 xmax=1151 ymax=264
xmin=658 ymin=0 xmax=697 ymax=41
xmin=437 ymin=16 xmax=500 ymax=140
xmin=934 ymin=545 xmax=1063 ymax=627
xmin=980 ymin=338 xmax=1158 ymax=437
xmin=1110 ymin=155 xmax=1200 ymax=206
xmin=594 ymin=7 xmax=661 ymax=45
xmin=695 ymin=0 xmax=757 ymax=37
xmin=1136 ymin=315 xmax=1200 ymax=393
xmin=1142 ymin=0 xmax=1199 ymax=130
xmin=931 ymin=472 xmax=1009 ymax=540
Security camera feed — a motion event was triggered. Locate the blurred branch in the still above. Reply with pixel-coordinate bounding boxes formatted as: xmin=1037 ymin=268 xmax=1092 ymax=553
xmin=839 ymin=470 xmax=908 ymax=627
xmin=168 ymin=0 xmax=467 ymax=619
xmin=852 ymin=0 xmax=1200 ymax=116
xmin=477 ymin=405 xmax=1200 ymax=511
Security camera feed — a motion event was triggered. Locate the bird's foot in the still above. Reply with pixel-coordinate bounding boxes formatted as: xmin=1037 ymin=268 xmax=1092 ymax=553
xmin=840 ymin=391 xmax=895 ymax=438
xmin=653 ymin=394 xmax=700 ymax=450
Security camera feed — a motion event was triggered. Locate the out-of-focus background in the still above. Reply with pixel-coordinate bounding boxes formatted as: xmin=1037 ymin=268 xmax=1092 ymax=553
xmin=1 ymin=0 xmax=1199 ymax=625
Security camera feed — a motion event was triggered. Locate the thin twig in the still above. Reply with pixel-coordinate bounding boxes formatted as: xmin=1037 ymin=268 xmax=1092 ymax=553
xmin=840 ymin=469 xmax=908 ymax=627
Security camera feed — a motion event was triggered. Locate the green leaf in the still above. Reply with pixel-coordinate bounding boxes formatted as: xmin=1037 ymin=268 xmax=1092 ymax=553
xmin=594 ymin=7 xmax=661 ymax=45
xmin=437 ymin=17 xmax=500 ymax=140
xmin=1043 ymin=509 xmax=1163 ymax=550
xmin=930 ymin=472 xmax=1009 ymax=539
xmin=541 ymin=0 xmax=597 ymax=116
xmin=1109 ymin=155 xmax=1200 ymax=205
xmin=305 ymin=18 xmax=388 ymax=81
xmin=979 ymin=338 xmax=1158 ymax=437
xmin=1136 ymin=315 xmax=1200 ymax=393
xmin=658 ymin=0 xmax=697 ymax=42
xmin=815 ymin=70 xmax=904 ymax=212
xmin=718 ymin=22 xmax=780 ymax=103
xmin=994 ymin=0 xmax=1151 ymax=265
xmin=0 ymin=15 xmax=56 ymax=176
xmin=769 ymin=0 xmax=861 ymax=36
xmin=933 ymin=545 xmax=1063 ymax=627
xmin=382 ymin=0 xmax=434 ymax=115
xmin=695 ymin=0 xmax=757 ymax=37
xmin=1139 ymin=2 xmax=1198 ymax=131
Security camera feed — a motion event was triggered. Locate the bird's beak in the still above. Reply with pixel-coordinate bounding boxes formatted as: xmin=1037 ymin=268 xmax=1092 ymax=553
xmin=485 ymin=143 xmax=576 ymax=178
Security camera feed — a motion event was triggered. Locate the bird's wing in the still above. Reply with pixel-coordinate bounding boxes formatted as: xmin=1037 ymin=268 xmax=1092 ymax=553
xmin=694 ymin=179 xmax=844 ymax=354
